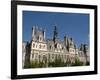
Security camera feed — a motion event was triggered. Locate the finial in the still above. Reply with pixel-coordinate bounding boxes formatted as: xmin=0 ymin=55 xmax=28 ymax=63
xmin=32 ymin=26 xmax=35 ymax=30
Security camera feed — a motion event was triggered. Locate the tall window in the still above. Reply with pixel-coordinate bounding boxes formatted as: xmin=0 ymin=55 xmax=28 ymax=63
xmin=33 ymin=43 xmax=35 ymax=48
xmin=39 ymin=44 xmax=41 ymax=48
xmin=32 ymin=54 xmax=34 ymax=58
xmin=43 ymin=45 xmax=45 ymax=48
xmin=40 ymin=37 xmax=42 ymax=41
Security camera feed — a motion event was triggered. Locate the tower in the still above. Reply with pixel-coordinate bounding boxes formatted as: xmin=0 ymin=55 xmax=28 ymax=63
xmin=32 ymin=26 xmax=46 ymax=42
xmin=31 ymin=25 xmax=47 ymax=51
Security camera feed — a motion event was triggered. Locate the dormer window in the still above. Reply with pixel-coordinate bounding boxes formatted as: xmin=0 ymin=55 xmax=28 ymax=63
xmin=33 ymin=43 xmax=35 ymax=48
xmin=55 ymin=43 xmax=57 ymax=48
xmin=39 ymin=35 xmax=43 ymax=42
xmin=50 ymin=45 xmax=51 ymax=49
xmin=43 ymin=45 xmax=45 ymax=48
xmin=40 ymin=37 xmax=42 ymax=41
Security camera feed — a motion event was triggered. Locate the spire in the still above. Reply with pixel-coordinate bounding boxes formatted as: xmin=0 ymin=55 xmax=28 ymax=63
xmin=53 ymin=25 xmax=58 ymax=43
xmin=32 ymin=26 xmax=35 ymax=40
xmin=43 ymin=28 xmax=46 ymax=40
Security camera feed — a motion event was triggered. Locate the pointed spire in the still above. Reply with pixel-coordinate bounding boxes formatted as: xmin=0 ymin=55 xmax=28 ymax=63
xmin=53 ymin=24 xmax=58 ymax=43
xmin=43 ymin=28 xmax=46 ymax=40
xmin=32 ymin=26 xmax=35 ymax=40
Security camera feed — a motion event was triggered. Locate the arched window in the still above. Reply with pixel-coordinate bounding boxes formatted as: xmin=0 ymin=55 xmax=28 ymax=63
xmin=32 ymin=54 xmax=34 ymax=58
xmin=33 ymin=43 xmax=35 ymax=48
xmin=43 ymin=45 xmax=45 ymax=48
xmin=50 ymin=45 xmax=51 ymax=49
xmin=39 ymin=37 xmax=42 ymax=41
xmin=39 ymin=44 xmax=41 ymax=48
xmin=55 ymin=43 xmax=57 ymax=48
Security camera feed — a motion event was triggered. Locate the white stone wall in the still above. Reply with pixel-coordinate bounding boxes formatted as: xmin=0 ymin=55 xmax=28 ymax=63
xmin=31 ymin=41 xmax=47 ymax=51
xmin=69 ymin=48 xmax=76 ymax=54
xmin=30 ymin=49 xmax=78 ymax=64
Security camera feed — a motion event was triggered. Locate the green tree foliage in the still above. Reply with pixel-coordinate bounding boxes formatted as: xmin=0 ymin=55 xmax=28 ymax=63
xmin=24 ymin=57 xmax=84 ymax=68
xmin=71 ymin=58 xmax=83 ymax=66
xmin=86 ymin=61 xmax=90 ymax=65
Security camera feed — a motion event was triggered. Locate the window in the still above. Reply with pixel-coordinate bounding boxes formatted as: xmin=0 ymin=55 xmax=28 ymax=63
xmin=40 ymin=37 xmax=41 ymax=41
xmin=43 ymin=45 xmax=45 ymax=48
xmin=36 ymin=45 xmax=37 ymax=48
xmin=50 ymin=45 xmax=51 ymax=49
xmin=52 ymin=54 xmax=54 ymax=59
xmin=32 ymin=54 xmax=34 ymax=58
xmin=39 ymin=55 xmax=41 ymax=61
xmin=33 ymin=43 xmax=35 ymax=48
xmin=39 ymin=44 xmax=41 ymax=48
xmin=62 ymin=47 xmax=64 ymax=50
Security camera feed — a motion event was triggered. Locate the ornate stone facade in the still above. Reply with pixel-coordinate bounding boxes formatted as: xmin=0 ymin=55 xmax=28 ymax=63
xmin=23 ymin=25 xmax=90 ymax=68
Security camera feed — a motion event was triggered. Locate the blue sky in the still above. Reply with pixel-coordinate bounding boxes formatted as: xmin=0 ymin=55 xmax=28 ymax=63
xmin=23 ymin=11 xmax=89 ymax=47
